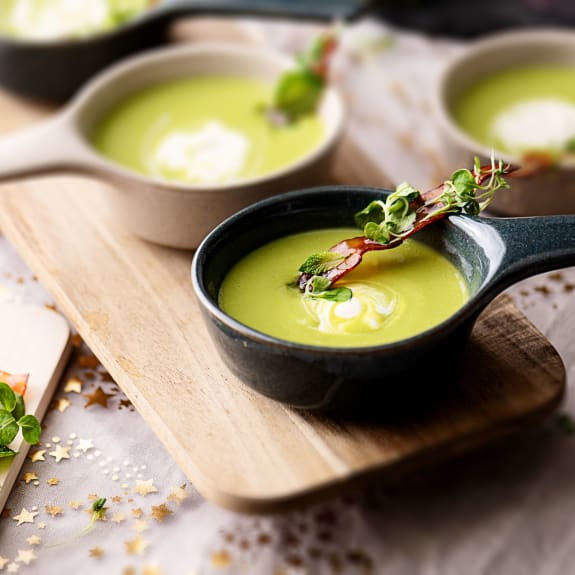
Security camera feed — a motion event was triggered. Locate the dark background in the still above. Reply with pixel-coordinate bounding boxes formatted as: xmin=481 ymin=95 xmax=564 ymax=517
xmin=372 ymin=0 xmax=575 ymax=38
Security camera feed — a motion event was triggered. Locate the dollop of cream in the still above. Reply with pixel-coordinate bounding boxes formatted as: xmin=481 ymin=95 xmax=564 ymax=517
xmin=302 ymin=283 xmax=396 ymax=335
xmin=152 ymin=121 xmax=250 ymax=185
xmin=491 ymin=98 xmax=575 ymax=153
xmin=12 ymin=0 xmax=110 ymax=39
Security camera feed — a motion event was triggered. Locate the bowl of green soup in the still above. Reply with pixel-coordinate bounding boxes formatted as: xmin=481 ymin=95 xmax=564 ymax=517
xmin=0 ymin=41 xmax=345 ymax=248
xmin=435 ymin=28 xmax=575 ymax=216
xmin=191 ymin=184 xmax=575 ymax=412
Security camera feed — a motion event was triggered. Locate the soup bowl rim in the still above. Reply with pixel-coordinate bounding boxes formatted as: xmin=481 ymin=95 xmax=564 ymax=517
xmin=191 ymin=184 xmax=494 ymax=356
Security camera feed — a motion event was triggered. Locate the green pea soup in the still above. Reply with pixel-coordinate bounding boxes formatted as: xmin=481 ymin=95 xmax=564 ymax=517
xmin=91 ymin=76 xmax=325 ymax=186
xmin=219 ymin=228 xmax=469 ymax=348
xmin=452 ymin=64 xmax=575 ymax=156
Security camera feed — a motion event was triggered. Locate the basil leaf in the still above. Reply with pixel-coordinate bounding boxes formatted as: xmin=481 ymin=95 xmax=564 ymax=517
xmin=364 ymin=221 xmax=390 ymax=244
xmin=18 ymin=415 xmax=41 ymax=445
xmin=12 ymin=393 xmax=25 ymax=422
xmin=299 ymin=252 xmax=343 ymax=275
xmin=309 ymin=276 xmax=332 ymax=293
xmin=0 ymin=382 xmax=16 ymax=412
xmin=0 ymin=410 xmax=19 ymax=446
xmin=355 ymin=200 xmax=385 ymax=228
xmin=316 ymin=287 xmax=353 ymax=302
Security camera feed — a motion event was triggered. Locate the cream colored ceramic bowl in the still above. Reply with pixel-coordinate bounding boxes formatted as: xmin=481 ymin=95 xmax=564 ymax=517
xmin=434 ymin=28 xmax=575 ymax=216
xmin=0 ymin=42 xmax=346 ymax=248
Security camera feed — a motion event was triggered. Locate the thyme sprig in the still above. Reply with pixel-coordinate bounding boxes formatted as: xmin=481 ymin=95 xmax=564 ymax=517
xmin=299 ymin=155 xmax=514 ymax=299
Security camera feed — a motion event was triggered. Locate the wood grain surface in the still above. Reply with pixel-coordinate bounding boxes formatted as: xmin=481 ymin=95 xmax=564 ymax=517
xmin=0 ymin=21 xmax=566 ymax=513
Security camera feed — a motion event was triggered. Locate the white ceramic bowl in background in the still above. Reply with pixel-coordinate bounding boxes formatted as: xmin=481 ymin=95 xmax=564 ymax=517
xmin=434 ymin=28 xmax=575 ymax=216
xmin=0 ymin=42 xmax=346 ymax=249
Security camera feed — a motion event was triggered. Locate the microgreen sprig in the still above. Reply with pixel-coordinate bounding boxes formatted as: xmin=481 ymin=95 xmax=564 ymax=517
xmin=298 ymin=155 xmax=516 ymax=299
xmin=0 ymin=382 xmax=41 ymax=458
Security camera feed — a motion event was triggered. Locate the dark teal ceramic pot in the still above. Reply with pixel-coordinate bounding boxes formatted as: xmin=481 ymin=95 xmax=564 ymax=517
xmin=191 ymin=186 xmax=575 ymax=413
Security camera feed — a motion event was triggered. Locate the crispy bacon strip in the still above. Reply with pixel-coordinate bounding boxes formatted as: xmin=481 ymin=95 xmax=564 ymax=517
xmin=298 ymin=162 xmax=530 ymax=290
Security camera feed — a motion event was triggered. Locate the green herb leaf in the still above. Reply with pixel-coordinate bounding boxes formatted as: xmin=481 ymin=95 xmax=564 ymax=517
xmin=299 ymin=252 xmax=344 ymax=275
xmin=565 ymin=137 xmax=575 ymax=153
xmin=18 ymin=415 xmax=41 ymax=445
xmin=12 ymin=393 xmax=25 ymax=422
xmin=273 ymin=70 xmax=324 ymax=123
xmin=354 ymin=200 xmax=386 ymax=228
xmin=0 ymin=410 xmax=19 ymax=446
xmin=0 ymin=445 xmax=16 ymax=458
xmin=303 ymin=276 xmax=353 ymax=302
xmin=0 ymin=382 xmax=16 ymax=412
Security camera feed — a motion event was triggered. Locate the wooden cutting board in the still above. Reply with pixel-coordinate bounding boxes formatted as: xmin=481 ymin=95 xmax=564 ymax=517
xmin=0 ymin=22 xmax=566 ymax=513
xmin=0 ymin=304 xmax=72 ymax=511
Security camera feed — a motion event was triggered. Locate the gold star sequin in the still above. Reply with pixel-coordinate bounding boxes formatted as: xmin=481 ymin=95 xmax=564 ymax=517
xmin=83 ymin=386 xmax=114 ymax=408
xmin=53 ymin=398 xmax=71 ymax=413
xmin=89 ymin=548 xmax=104 ymax=559
xmin=111 ymin=496 xmax=122 ymax=504
xmin=125 ymin=535 xmax=148 ymax=556
xmin=133 ymin=520 xmax=149 ymax=533
xmin=112 ymin=512 xmax=126 ymax=524
xmin=6 ymin=562 xmax=19 ymax=573
xmin=26 ymin=536 xmax=41 ymax=546
xmin=168 ymin=485 xmax=189 ymax=505
xmin=64 ymin=377 xmax=83 ymax=393
xmin=37 ymin=522 xmax=46 ymax=529
xmin=13 ymin=508 xmax=38 ymax=526
xmin=211 ymin=551 xmax=231 ymax=568
xmin=0 ymin=556 xmax=9 ymax=569
xmin=29 ymin=450 xmax=46 ymax=462
xmin=87 ymin=494 xmax=98 ymax=501
xmin=47 ymin=477 xmax=60 ymax=486
xmin=48 ymin=445 xmax=70 ymax=463
xmin=77 ymin=439 xmax=94 ymax=453
xmin=21 ymin=472 xmax=38 ymax=485
xmin=150 ymin=504 xmax=172 ymax=523
xmin=68 ymin=500 xmax=83 ymax=510
xmin=134 ymin=479 xmax=157 ymax=497
xmin=45 ymin=505 xmax=63 ymax=517
xmin=142 ymin=565 xmax=163 ymax=575
xmin=15 ymin=550 xmax=36 ymax=565
xmin=131 ymin=508 xmax=144 ymax=519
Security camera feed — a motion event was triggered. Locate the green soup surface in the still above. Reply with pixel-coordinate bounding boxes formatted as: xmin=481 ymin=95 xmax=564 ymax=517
xmin=219 ymin=228 xmax=469 ymax=348
xmin=452 ymin=65 xmax=575 ymax=155
xmin=91 ymin=76 xmax=325 ymax=185
xmin=0 ymin=0 xmax=153 ymax=40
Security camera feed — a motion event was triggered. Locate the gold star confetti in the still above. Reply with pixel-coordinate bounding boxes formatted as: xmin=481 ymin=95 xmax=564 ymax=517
xmin=37 ymin=522 xmax=46 ymax=529
xmin=15 ymin=550 xmax=36 ymax=565
xmin=111 ymin=496 xmax=122 ymax=504
xmin=64 ymin=376 xmax=83 ymax=393
xmin=53 ymin=398 xmax=71 ymax=412
xmin=79 ymin=354 xmax=99 ymax=369
xmin=45 ymin=505 xmax=63 ymax=517
xmin=48 ymin=445 xmax=70 ymax=463
xmin=29 ymin=450 xmax=46 ymax=462
xmin=87 ymin=494 xmax=98 ymax=501
xmin=133 ymin=520 xmax=149 ymax=533
xmin=142 ymin=565 xmax=163 ymax=575
xmin=13 ymin=508 xmax=38 ymax=526
xmin=134 ymin=479 xmax=157 ymax=497
xmin=68 ymin=500 xmax=83 ymax=510
xmin=0 ymin=557 xmax=9 ymax=569
xmin=131 ymin=508 xmax=144 ymax=519
xmin=26 ymin=535 xmax=41 ymax=546
xmin=150 ymin=504 xmax=172 ymax=523
xmin=6 ymin=562 xmax=19 ymax=573
xmin=47 ymin=477 xmax=60 ymax=486
xmin=83 ymin=386 xmax=113 ymax=408
xmin=77 ymin=438 xmax=94 ymax=453
xmin=112 ymin=512 xmax=126 ymax=524
xmin=21 ymin=472 xmax=38 ymax=485
xmin=125 ymin=535 xmax=148 ymax=556
xmin=168 ymin=485 xmax=189 ymax=505
xmin=211 ymin=551 xmax=231 ymax=568
xmin=89 ymin=547 xmax=104 ymax=559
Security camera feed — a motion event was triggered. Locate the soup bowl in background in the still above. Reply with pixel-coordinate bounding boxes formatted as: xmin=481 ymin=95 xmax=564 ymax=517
xmin=191 ymin=185 xmax=575 ymax=413
xmin=0 ymin=42 xmax=346 ymax=249
xmin=434 ymin=28 xmax=575 ymax=216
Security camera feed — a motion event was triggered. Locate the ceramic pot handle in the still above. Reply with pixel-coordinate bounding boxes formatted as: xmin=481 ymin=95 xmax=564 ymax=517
xmin=490 ymin=215 xmax=575 ymax=281
xmin=0 ymin=115 xmax=96 ymax=182
xmin=160 ymin=0 xmax=365 ymax=21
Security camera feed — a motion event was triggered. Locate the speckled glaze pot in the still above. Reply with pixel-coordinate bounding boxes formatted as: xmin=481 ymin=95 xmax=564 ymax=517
xmin=192 ymin=186 xmax=575 ymax=413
